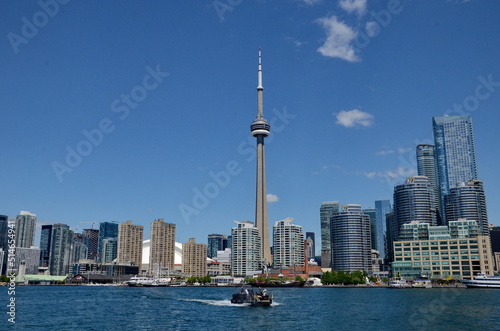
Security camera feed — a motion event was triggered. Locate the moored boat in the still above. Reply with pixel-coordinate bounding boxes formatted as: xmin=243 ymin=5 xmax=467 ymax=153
xmin=388 ymin=277 xmax=411 ymax=288
xmin=127 ymin=276 xmax=153 ymax=287
xmin=250 ymin=280 xmax=305 ymax=287
xmin=411 ymin=278 xmax=432 ymax=288
xmin=460 ymin=274 xmax=500 ymax=288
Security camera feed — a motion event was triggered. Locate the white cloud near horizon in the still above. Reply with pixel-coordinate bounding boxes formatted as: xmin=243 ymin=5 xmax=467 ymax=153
xmin=335 ymin=109 xmax=374 ymax=128
xmin=363 ymin=166 xmax=417 ymax=181
xmin=375 ymin=150 xmax=395 ymax=156
xmin=267 ymin=194 xmax=279 ymax=203
xmin=301 ymin=0 xmax=322 ymax=5
xmin=339 ymin=0 xmax=367 ymax=16
xmin=316 ymin=15 xmax=359 ymax=62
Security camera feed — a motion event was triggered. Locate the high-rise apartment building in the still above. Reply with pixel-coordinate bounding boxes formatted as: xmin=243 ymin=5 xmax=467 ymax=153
xmin=416 ymin=144 xmax=442 ymax=224
xmin=117 ymin=221 xmax=143 ymax=267
xmin=433 ymin=115 xmax=478 ymax=214
xmin=182 ymin=238 xmax=207 ymax=278
xmin=101 ymin=238 xmax=118 ymax=263
xmin=393 ymin=176 xmax=437 ymax=241
xmin=207 ymin=234 xmax=229 ymax=259
xmin=363 ymin=208 xmax=377 ymax=251
xmin=385 ymin=212 xmax=396 ymax=262
xmin=320 ymin=201 xmax=339 ymax=268
xmin=150 ymin=219 xmax=176 ymax=273
xmin=375 ymin=200 xmax=391 ymax=260
xmin=445 ymin=180 xmax=488 ymax=235
xmin=272 ymin=218 xmax=304 ymax=268
xmin=231 ymin=221 xmax=261 ymax=276
xmin=39 ymin=225 xmax=53 ymax=268
xmin=83 ymin=228 xmax=99 ymax=261
xmin=14 ymin=246 xmax=40 ymax=275
xmin=0 ymin=215 xmax=9 ymax=275
xmin=331 ymin=205 xmax=372 ymax=273
xmin=71 ymin=232 xmax=87 ymax=264
xmin=98 ymin=222 xmax=119 ymax=262
xmin=49 ymin=223 xmax=73 ymax=276
xmin=15 ymin=211 xmax=37 ymax=248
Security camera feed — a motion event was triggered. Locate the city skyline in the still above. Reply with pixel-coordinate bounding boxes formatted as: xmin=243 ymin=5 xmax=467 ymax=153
xmin=2 ymin=1 xmax=500 ymax=245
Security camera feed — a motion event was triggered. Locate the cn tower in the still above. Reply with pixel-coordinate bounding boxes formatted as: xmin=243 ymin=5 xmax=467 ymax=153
xmin=251 ymin=48 xmax=272 ymax=266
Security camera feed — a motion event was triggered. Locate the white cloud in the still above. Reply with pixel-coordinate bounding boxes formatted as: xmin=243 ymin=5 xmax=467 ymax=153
xmin=316 ymin=15 xmax=359 ymax=62
xmin=301 ymin=0 xmax=322 ymax=5
xmin=365 ymin=21 xmax=379 ymax=37
xmin=267 ymin=194 xmax=279 ymax=203
xmin=375 ymin=150 xmax=394 ymax=156
xmin=362 ymin=166 xmax=417 ymax=182
xmin=335 ymin=109 xmax=374 ymax=128
xmin=364 ymin=171 xmax=377 ymax=179
xmin=398 ymin=147 xmax=412 ymax=154
xmin=339 ymin=0 xmax=367 ymax=16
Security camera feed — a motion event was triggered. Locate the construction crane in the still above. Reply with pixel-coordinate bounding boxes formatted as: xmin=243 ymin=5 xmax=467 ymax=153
xmin=80 ymin=221 xmax=97 ymax=229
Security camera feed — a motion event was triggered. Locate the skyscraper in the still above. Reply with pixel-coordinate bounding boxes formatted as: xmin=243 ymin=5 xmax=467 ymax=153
xmin=445 ymin=180 xmax=489 ymax=235
xmin=0 ymin=215 xmax=9 ymax=275
xmin=393 ymin=176 xmax=437 ymax=240
xmin=71 ymin=232 xmax=87 ymax=264
xmin=101 ymin=238 xmax=118 ymax=263
xmin=231 ymin=221 xmax=261 ymax=276
xmin=182 ymin=238 xmax=207 ymax=278
xmin=251 ymin=49 xmax=272 ymax=266
xmin=39 ymin=225 xmax=53 ymax=268
xmin=83 ymin=228 xmax=99 ymax=261
xmin=98 ymin=221 xmax=119 ymax=262
xmin=117 ymin=221 xmax=143 ymax=267
xmin=416 ymin=144 xmax=442 ymax=224
xmin=320 ymin=201 xmax=339 ymax=268
xmin=305 ymin=232 xmax=316 ymax=259
xmin=272 ymin=218 xmax=304 ymax=268
xmin=331 ymin=205 xmax=371 ymax=273
xmin=15 ymin=211 xmax=37 ymax=248
xmin=49 ymin=223 xmax=73 ymax=276
xmin=150 ymin=219 xmax=176 ymax=273
xmin=433 ymin=115 xmax=478 ymax=213
xmin=363 ymin=208 xmax=377 ymax=251
xmin=375 ymin=200 xmax=391 ymax=260
xmin=207 ymin=234 xmax=228 ymax=259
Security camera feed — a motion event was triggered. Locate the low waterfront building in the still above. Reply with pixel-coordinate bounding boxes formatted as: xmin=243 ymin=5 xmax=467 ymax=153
xmin=207 ymin=261 xmax=231 ymax=276
xmin=391 ymin=235 xmax=493 ymax=279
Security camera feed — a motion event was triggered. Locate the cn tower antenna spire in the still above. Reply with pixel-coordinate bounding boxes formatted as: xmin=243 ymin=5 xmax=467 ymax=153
xmin=257 ymin=48 xmax=264 ymax=119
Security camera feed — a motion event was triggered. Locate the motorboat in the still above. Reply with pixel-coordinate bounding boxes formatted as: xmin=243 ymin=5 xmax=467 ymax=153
xmin=231 ymin=287 xmax=273 ymax=306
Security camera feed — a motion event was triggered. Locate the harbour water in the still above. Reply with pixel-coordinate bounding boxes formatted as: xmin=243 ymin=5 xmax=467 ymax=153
xmin=5 ymin=286 xmax=500 ymax=330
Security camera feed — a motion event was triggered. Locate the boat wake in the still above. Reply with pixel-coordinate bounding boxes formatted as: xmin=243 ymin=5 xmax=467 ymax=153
xmin=181 ymin=298 xmax=250 ymax=307
xmin=180 ymin=298 xmax=282 ymax=307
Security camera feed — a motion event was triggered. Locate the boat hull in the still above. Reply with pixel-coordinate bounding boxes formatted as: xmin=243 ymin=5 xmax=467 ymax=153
xmin=460 ymin=274 xmax=500 ymax=288
xmin=231 ymin=289 xmax=273 ymax=306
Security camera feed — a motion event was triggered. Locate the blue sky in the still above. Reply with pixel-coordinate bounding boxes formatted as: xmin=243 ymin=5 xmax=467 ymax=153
xmin=2 ymin=0 xmax=499 ymax=253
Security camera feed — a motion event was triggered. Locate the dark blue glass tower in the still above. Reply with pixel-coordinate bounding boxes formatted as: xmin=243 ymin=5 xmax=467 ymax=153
xmin=98 ymin=222 xmax=119 ymax=262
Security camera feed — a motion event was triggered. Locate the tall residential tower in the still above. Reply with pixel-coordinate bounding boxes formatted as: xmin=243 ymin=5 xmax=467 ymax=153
xmin=251 ymin=49 xmax=272 ymax=266
xmin=432 ymin=115 xmax=478 ymax=214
